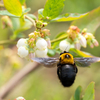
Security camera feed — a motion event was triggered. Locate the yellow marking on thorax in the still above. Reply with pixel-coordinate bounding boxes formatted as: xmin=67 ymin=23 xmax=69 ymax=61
xmin=59 ymin=53 xmax=74 ymax=65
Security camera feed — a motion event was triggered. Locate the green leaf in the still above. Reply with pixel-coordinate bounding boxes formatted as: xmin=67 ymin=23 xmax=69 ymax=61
xmin=74 ymin=86 xmax=82 ymax=100
xmin=47 ymin=49 xmax=56 ymax=57
xmin=11 ymin=17 xmax=20 ymax=31
xmin=83 ymin=82 xmax=95 ymax=100
xmin=0 ymin=10 xmax=19 ymax=17
xmin=19 ymin=0 xmax=26 ymax=5
xmin=38 ymin=8 xmax=44 ymax=19
xmin=55 ymin=32 xmax=67 ymax=39
xmin=70 ymin=96 xmax=74 ymax=100
xmin=69 ymin=48 xmax=92 ymax=57
xmin=11 ymin=17 xmax=32 ymax=39
xmin=71 ymin=7 xmax=100 ymax=34
xmin=43 ymin=0 xmax=65 ymax=19
xmin=3 ymin=0 xmax=22 ymax=17
xmin=22 ymin=8 xmax=31 ymax=14
xmin=52 ymin=13 xmax=87 ymax=22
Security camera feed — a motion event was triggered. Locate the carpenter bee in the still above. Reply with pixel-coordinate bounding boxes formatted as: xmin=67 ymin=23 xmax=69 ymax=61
xmin=32 ymin=51 xmax=100 ymax=87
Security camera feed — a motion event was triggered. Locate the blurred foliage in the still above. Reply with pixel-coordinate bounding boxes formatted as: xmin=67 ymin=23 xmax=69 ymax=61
xmin=0 ymin=0 xmax=100 ymax=100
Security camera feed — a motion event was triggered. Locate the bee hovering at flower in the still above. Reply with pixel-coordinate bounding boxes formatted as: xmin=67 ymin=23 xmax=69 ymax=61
xmin=32 ymin=51 xmax=100 ymax=87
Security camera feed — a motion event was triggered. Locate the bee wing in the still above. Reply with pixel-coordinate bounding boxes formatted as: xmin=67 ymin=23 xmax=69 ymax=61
xmin=74 ymin=57 xmax=100 ymax=67
xmin=31 ymin=57 xmax=59 ymax=68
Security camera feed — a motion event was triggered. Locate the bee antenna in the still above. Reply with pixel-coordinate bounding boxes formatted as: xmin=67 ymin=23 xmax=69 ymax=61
xmin=64 ymin=46 xmax=69 ymax=52
xmin=60 ymin=46 xmax=69 ymax=55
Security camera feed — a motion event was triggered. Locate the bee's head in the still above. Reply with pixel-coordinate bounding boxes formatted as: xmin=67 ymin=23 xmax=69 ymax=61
xmin=59 ymin=51 xmax=74 ymax=65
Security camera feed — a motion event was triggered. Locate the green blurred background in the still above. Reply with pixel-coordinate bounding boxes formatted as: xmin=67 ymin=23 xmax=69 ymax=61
xmin=0 ymin=0 xmax=100 ymax=100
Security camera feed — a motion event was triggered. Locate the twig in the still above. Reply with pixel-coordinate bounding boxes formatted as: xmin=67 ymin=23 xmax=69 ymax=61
xmin=24 ymin=15 xmax=36 ymax=27
xmin=0 ymin=40 xmax=16 ymax=45
xmin=51 ymin=35 xmax=68 ymax=43
xmin=0 ymin=62 xmax=40 ymax=99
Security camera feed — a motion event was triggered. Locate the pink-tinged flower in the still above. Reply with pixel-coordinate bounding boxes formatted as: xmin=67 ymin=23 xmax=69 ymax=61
xmin=46 ymin=39 xmax=51 ymax=48
xmin=92 ymin=39 xmax=99 ymax=47
xmin=90 ymin=43 xmax=94 ymax=48
xmin=1 ymin=16 xmax=12 ymax=28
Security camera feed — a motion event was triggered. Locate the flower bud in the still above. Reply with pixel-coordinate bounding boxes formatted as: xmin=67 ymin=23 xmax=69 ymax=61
xmin=79 ymin=34 xmax=87 ymax=48
xmin=16 ymin=38 xmax=27 ymax=48
xmin=18 ymin=47 xmax=29 ymax=58
xmin=46 ymin=38 xmax=51 ymax=48
xmin=1 ymin=16 xmax=12 ymax=28
xmin=36 ymin=38 xmax=47 ymax=50
xmin=90 ymin=43 xmax=94 ymax=48
xmin=28 ymin=38 xmax=35 ymax=48
xmin=14 ymin=96 xmax=25 ymax=100
xmin=41 ymin=29 xmax=50 ymax=36
xmin=35 ymin=48 xmax=48 ymax=57
xmin=92 ymin=39 xmax=99 ymax=47
xmin=82 ymin=28 xmax=87 ymax=33
xmin=28 ymin=32 xmax=35 ymax=38
xmin=43 ymin=22 xmax=47 ymax=27
xmin=36 ymin=20 xmax=43 ymax=29
xmin=59 ymin=40 xmax=70 ymax=51
xmin=84 ymin=33 xmax=94 ymax=39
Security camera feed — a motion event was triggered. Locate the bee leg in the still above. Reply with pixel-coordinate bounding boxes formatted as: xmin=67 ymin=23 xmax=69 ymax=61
xmin=75 ymin=67 xmax=78 ymax=73
xmin=74 ymin=63 xmax=78 ymax=73
xmin=57 ymin=67 xmax=61 ymax=80
xmin=57 ymin=62 xmax=61 ymax=67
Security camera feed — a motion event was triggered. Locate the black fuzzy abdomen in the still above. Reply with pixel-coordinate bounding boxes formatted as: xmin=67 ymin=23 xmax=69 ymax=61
xmin=57 ymin=64 xmax=77 ymax=87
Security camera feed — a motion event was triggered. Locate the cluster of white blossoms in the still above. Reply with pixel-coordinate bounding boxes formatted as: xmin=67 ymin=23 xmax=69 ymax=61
xmin=59 ymin=26 xmax=99 ymax=51
xmin=16 ymin=38 xmax=48 ymax=58
xmin=16 ymin=26 xmax=99 ymax=58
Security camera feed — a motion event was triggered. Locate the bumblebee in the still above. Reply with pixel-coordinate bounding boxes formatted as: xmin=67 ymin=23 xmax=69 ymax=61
xmin=32 ymin=51 xmax=100 ymax=87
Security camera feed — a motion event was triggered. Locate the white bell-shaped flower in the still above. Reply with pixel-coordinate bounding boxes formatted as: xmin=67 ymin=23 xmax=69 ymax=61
xmin=59 ymin=40 xmax=70 ymax=51
xmin=18 ymin=46 xmax=29 ymax=58
xmin=36 ymin=38 xmax=47 ymax=50
xmin=16 ymin=38 xmax=27 ymax=48
xmin=35 ymin=48 xmax=48 ymax=57
xmin=79 ymin=34 xmax=87 ymax=48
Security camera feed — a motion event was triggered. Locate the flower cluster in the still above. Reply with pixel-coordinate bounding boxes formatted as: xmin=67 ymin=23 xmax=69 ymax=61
xmin=16 ymin=25 xmax=99 ymax=58
xmin=16 ymin=29 xmax=51 ymax=59
xmin=59 ymin=26 xmax=99 ymax=51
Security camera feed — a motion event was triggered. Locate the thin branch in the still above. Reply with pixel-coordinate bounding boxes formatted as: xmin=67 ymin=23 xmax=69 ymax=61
xmin=24 ymin=15 xmax=36 ymax=27
xmin=0 ymin=40 xmax=16 ymax=45
xmin=51 ymin=35 xmax=68 ymax=43
xmin=0 ymin=62 xmax=40 ymax=99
